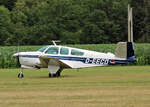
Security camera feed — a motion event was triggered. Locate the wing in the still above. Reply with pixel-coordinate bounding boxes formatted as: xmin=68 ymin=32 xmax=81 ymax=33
xmin=39 ymin=55 xmax=102 ymax=69
xmin=39 ymin=55 xmax=72 ymax=68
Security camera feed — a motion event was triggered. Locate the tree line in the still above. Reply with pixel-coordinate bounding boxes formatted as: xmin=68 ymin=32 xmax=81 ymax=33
xmin=0 ymin=0 xmax=149 ymax=45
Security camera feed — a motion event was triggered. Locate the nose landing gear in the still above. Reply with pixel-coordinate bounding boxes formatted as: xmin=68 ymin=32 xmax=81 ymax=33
xmin=18 ymin=68 xmax=24 ymax=78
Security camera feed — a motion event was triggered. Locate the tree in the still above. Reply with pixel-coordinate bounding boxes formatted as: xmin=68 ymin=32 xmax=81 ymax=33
xmin=130 ymin=0 xmax=150 ymax=42
xmin=0 ymin=6 xmax=12 ymax=45
xmin=0 ymin=0 xmax=16 ymax=10
xmin=5 ymin=0 xmax=140 ymax=45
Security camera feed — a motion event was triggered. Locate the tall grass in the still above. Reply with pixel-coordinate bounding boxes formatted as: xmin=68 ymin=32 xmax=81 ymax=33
xmin=0 ymin=44 xmax=149 ymax=68
xmin=134 ymin=44 xmax=150 ymax=65
xmin=0 ymin=46 xmax=41 ymax=68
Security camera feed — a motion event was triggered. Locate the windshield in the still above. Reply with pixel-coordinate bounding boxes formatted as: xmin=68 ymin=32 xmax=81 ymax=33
xmin=38 ymin=46 xmax=49 ymax=52
xmin=45 ymin=47 xmax=59 ymax=54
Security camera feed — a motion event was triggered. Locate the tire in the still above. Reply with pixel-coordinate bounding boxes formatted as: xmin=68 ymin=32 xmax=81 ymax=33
xmin=56 ymin=72 xmax=60 ymax=77
xmin=53 ymin=74 xmax=56 ymax=77
xmin=18 ymin=73 xmax=24 ymax=78
xmin=49 ymin=73 xmax=51 ymax=78
xmin=57 ymin=69 xmax=62 ymax=77
xmin=49 ymin=68 xmax=62 ymax=78
xmin=49 ymin=73 xmax=56 ymax=77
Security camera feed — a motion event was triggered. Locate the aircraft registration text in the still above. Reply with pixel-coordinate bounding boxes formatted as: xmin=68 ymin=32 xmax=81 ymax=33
xmin=85 ymin=58 xmax=109 ymax=65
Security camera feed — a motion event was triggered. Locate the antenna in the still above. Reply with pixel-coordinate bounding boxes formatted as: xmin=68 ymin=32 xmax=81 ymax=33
xmin=128 ymin=4 xmax=133 ymax=42
xmin=52 ymin=40 xmax=61 ymax=46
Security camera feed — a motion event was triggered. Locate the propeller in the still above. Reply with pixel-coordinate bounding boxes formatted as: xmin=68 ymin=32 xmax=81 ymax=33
xmin=13 ymin=42 xmax=21 ymax=67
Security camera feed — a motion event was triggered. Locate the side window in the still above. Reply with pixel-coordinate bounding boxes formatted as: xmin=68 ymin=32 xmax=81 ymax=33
xmin=60 ymin=47 xmax=69 ymax=55
xmin=45 ymin=47 xmax=59 ymax=54
xmin=71 ymin=49 xmax=84 ymax=56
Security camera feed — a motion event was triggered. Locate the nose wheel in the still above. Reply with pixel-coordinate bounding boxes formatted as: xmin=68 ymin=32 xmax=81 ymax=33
xmin=18 ymin=73 xmax=24 ymax=78
xmin=18 ymin=68 xmax=24 ymax=78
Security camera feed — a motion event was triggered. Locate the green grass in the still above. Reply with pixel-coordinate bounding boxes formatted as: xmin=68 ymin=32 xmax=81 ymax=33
xmin=0 ymin=66 xmax=150 ymax=107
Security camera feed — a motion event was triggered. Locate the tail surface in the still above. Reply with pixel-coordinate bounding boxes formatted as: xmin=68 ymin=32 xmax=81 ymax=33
xmin=115 ymin=5 xmax=135 ymax=60
xmin=115 ymin=42 xmax=135 ymax=59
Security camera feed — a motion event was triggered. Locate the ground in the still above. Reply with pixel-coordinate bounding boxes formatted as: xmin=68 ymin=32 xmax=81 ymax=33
xmin=0 ymin=66 xmax=150 ymax=107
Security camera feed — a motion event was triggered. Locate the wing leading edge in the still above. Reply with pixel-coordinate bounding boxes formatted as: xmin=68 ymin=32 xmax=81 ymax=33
xmin=39 ymin=55 xmax=72 ymax=68
xmin=39 ymin=55 xmax=109 ymax=69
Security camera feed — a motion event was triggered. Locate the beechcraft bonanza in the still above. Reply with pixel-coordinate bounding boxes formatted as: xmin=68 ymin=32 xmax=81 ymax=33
xmin=13 ymin=5 xmax=136 ymax=78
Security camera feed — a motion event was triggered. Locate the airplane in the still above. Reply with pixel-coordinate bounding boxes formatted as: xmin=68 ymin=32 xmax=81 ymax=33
xmin=13 ymin=40 xmax=136 ymax=78
xmin=13 ymin=5 xmax=136 ymax=78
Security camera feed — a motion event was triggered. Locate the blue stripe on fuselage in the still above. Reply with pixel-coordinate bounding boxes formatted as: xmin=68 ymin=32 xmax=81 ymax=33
xmin=20 ymin=55 xmax=86 ymax=63
xmin=20 ymin=55 xmax=136 ymax=65
xmin=108 ymin=56 xmax=136 ymax=65
xmin=20 ymin=55 xmax=39 ymax=58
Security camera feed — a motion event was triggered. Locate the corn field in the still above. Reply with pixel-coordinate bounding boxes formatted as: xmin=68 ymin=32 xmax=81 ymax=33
xmin=0 ymin=44 xmax=149 ymax=68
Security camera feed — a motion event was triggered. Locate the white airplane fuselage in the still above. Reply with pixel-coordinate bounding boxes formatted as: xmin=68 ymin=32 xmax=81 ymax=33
xmin=13 ymin=44 xmax=136 ymax=78
xmin=14 ymin=45 xmax=135 ymax=69
xmin=17 ymin=52 xmax=42 ymax=67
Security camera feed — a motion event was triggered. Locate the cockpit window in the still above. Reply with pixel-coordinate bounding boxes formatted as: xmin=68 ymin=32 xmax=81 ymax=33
xmin=45 ymin=47 xmax=59 ymax=54
xmin=71 ymin=49 xmax=84 ymax=56
xmin=38 ymin=46 xmax=48 ymax=52
xmin=60 ymin=47 xmax=69 ymax=55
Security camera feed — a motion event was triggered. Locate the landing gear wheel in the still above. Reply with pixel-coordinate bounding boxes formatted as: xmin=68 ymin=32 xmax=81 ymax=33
xmin=48 ymin=68 xmax=62 ymax=78
xmin=53 ymin=74 xmax=56 ymax=77
xmin=56 ymin=69 xmax=62 ymax=77
xmin=56 ymin=72 xmax=60 ymax=77
xmin=18 ymin=73 xmax=24 ymax=78
xmin=49 ymin=73 xmax=52 ymax=78
xmin=49 ymin=72 xmax=60 ymax=78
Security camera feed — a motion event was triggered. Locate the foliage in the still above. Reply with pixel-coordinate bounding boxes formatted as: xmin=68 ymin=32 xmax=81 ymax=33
xmin=0 ymin=0 xmax=149 ymax=45
xmin=0 ymin=0 xmax=16 ymax=10
xmin=130 ymin=0 xmax=150 ymax=42
xmin=0 ymin=6 xmax=12 ymax=45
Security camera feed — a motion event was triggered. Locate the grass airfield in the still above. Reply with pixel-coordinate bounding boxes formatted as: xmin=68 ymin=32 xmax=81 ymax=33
xmin=0 ymin=66 xmax=150 ymax=107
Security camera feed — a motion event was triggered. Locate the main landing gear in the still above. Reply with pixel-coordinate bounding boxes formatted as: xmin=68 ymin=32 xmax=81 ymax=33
xmin=49 ymin=69 xmax=62 ymax=78
xmin=17 ymin=67 xmax=62 ymax=78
